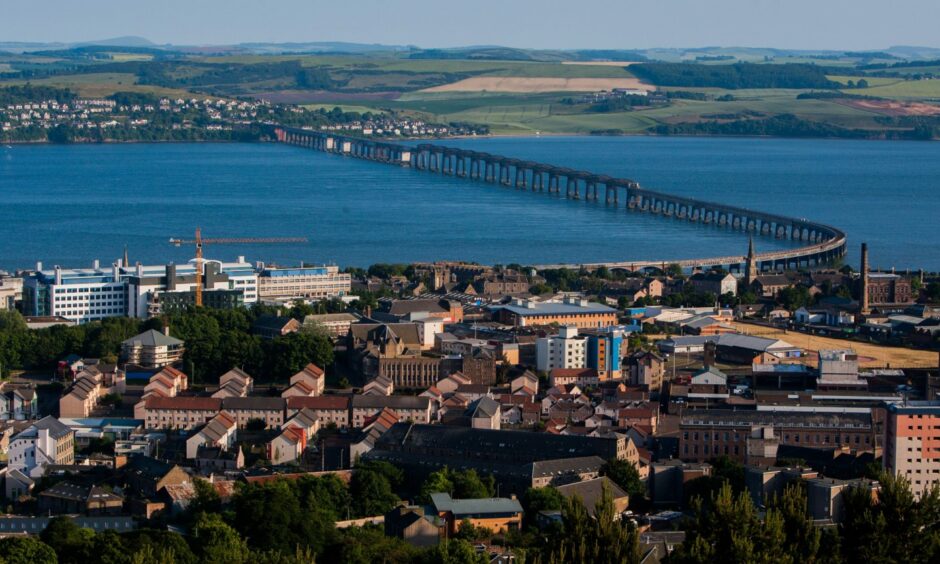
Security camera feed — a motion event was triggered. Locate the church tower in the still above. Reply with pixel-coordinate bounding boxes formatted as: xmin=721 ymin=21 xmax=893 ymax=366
xmin=745 ymin=237 xmax=758 ymax=286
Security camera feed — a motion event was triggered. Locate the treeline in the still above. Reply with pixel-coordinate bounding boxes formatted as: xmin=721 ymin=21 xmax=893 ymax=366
xmin=0 ymin=84 xmax=76 ymax=105
xmin=0 ymin=306 xmax=333 ymax=383
xmin=8 ymin=464 xmax=939 ymax=564
xmin=649 ymin=113 xmax=937 ymax=140
xmin=630 ymin=62 xmax=841 ymax=89
xmin=796 ymin=90 xmax=878 ymax=100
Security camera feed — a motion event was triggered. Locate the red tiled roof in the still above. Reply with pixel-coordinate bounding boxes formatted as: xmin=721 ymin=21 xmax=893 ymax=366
xmin=286 ymin=396 xmax=349 ymax=410
xmin=145 ymin=396 xmax=222 ymax=411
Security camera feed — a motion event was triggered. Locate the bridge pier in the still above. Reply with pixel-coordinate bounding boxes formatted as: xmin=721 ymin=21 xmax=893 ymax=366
xmin=272 ymin=126 xmax=847 ymax=277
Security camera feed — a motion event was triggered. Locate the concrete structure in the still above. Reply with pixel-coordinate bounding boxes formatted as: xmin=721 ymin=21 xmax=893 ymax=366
xmin=536 ymin=325 xmax=587 ymax=373
xmin=883 ymin=401 xmax=940 ymax=498
xmin=680 ymin=410 xmax=874 ymax=463
xmin=121 ymin=329 xmax=184 ymax=369
xmin=22 ymin=258 xmax=259 ymax=322
xmin=273 ymin=126 xmax=847 ymax=273
xmin=493 ymin=297 xmax=618 ymax=328
xmin=304 ymin=312 xmax=359 ymax=338
xmin=257 ymin=264 xmax=351 ymax=300
xmin=8 ymin=416 xmax=75 ymax=478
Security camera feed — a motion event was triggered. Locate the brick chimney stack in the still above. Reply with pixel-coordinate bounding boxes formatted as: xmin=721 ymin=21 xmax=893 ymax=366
xmin=860 ymin=243 xmax=870 ymax=315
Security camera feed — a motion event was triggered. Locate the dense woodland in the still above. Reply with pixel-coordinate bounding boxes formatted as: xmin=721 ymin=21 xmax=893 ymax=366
xmin=630 ymin=62 xmax=841 ymax=89
xmin=649 ymin=113 xmax=939 ymax=140
xmin=0 ymin=306 xmax=333 ymax=383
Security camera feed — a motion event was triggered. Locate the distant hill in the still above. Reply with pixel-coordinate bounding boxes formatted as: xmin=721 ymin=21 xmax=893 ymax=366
xmin=73 ymin=36 xmax=157 ymax=48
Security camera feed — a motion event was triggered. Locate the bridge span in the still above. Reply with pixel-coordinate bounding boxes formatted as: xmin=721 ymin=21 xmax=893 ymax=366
xmin=269 ymin=125 xmax=847 ymax=272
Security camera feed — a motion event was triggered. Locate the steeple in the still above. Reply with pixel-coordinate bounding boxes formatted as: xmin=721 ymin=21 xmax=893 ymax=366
xmin=745 ymin=236 xmax=758 ymax=286
xmin=860 ymin=242 xmax=871 ymax=315
xmin=123 ymin=245 xmax=129 ymax=269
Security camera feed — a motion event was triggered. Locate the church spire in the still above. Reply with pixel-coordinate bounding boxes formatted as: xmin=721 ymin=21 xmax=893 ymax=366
xmin=123 ymin=245 xmax=129 ymax=268
xmin=745 ymin=236 xmax=757 ymax=285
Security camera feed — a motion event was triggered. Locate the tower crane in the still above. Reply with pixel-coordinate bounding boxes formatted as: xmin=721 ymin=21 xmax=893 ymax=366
xmin=169 ymin=228 xmax=308 ymax=307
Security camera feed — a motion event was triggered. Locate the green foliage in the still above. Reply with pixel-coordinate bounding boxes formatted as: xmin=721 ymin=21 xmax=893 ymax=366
xmin=777 ymin=285 xmax=814 ymax=311
xmin=231 ymin=476 xmax=341 ymax=554
xmin=39 ymin=516 xmax=93 ymax=564
xmin=631 ymin=62 xmax=840 ymax=89
xmin=537 ymin=484 xmax=641 ymax=564
xmin=189 ymin=512 xmax=252 ymax=564
xmin=418 ymin=467 xmax=495 ymax=504
xmin=0 ymin=84 xmax=77 ymax=105
xmin=669 ymin=483 xmax=788 ymax=564
xmin=163 ymin=306 xmax=332 ymax=383
xmin=349 ymin=469 xmax=399 ymax=517
xmin=651 ymin=113 xmax=935 ymax=141
xmin=521 ymin=486 xmax=564 ymax=528
xmin=600 ymin=459 xmax=646 ymax=500
xmin=839 ymin=472 xmax=940 ymax=563
xmin=325 ymin=525 xmax=422 ymax=564
xmin=0 ymin=536 xmax=58 ymax=564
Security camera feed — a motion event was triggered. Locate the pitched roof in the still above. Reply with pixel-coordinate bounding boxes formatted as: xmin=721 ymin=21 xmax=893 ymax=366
xmin=531 ymin=456 xmax=605 ymax=479
xmin=469 ymin=397 xmax=500 ymax=419
xmin=221 ymin=397 xmax=286 ymax=411
xmin=286 ymin=396 xmax=350 ymax=410
xmin=145 ymin=396 xmax=222 ymax=411
xmin=556 ymin=477 xmax=629 ymax=516
xmin=122 ymin=329 xmax=183 ymax=348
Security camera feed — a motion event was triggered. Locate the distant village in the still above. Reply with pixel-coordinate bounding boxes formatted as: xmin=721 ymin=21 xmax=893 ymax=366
xmin=0 ymin=245 xmax=938 ymax=559
xmin=0 ymin=92 xmax=486 ymax=143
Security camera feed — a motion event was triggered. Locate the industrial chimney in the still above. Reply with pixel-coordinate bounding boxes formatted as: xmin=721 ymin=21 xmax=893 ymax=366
xmin=860 ymin=243 xmax=870 ymax=315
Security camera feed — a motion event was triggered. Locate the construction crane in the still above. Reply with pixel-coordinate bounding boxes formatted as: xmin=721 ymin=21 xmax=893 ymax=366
xmin=169 ymin=228 xmax=308 ymax=307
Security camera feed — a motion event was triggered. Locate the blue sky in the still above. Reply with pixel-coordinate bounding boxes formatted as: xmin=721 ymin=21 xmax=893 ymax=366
xmin=3 ymin=0 xmax=938 ymax=50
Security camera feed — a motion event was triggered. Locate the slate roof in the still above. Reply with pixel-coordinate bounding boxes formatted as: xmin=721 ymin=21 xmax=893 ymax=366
xmin=122 ymin=329 xmax=183 ymax=348
xmin=557 ymin=477 xmax=628 ymax=517
xmin=430 ymin=492 xmax=522 ymax=517
xmin=530 ymin=456 xmax=605 ymax=479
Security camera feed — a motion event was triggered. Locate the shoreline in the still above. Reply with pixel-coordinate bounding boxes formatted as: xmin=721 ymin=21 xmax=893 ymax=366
xmin=4 ymin=129 xmax=939 ymax=146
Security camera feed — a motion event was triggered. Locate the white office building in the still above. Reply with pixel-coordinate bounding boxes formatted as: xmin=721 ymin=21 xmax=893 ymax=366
xmin=536 ymin=325 xmax=588 ymax=372
xmin=257 ymin=265 xmax=351 ymax=301
xmin=23 ymin=257 xmax=259 ymax=322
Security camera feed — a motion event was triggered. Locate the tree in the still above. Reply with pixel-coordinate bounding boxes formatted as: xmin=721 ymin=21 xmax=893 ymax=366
xmin=521 ymin=487 xmax=564 ymax=528
xmin=777 ymin=286 xmax=813 ymax=311
xmin=669 ymin=483 xmax=786 ymax=564
xmin=418 ymin=468 xmax=455 ymax=503
xmin=39 ymin=516 xmax=94 ymax=564
xmin=767 ymin=484 xmax=822 ymax=563
xmin=665 ymin=263 xmax=685 ymax=279
xmin=189 ymin=512 xmax=251 ymax=564
xmin=539 ymin=484 xmax=641 ymax=564
xmin=349 ymin=469 xmax=399 ymax=517
xmin=0 ymin=537 xmax=58 ymax=564
xmin=600 ymin=458 xmax=645 ymax=501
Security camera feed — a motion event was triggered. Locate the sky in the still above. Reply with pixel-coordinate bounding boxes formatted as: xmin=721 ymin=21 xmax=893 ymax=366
xmin=3 ymin=0 xmax=938 ymax=51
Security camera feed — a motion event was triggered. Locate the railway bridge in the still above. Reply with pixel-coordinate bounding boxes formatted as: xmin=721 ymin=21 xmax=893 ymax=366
xmin=270 ymin=126 xmax=847 ymax=272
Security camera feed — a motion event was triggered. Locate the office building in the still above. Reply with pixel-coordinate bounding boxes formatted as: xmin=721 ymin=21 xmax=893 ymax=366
xmin=257 ymin=265 xmax=351 ymax=301
xmin=884 ymin=401 xmax=940 ymax=498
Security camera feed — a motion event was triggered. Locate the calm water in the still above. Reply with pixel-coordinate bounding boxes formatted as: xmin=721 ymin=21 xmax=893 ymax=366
xmin=1 ymin=137 xmax=938 ymax=272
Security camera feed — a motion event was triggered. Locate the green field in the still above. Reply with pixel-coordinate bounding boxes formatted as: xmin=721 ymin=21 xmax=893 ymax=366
xmin=0 ymin=72 xmax=207 ymax=99
xmin=845 ymin=79 xmax=940 ymax=100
